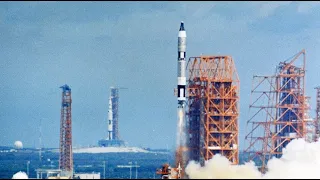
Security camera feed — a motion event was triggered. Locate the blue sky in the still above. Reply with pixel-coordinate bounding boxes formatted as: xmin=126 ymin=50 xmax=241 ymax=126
xmin=1 ymin=1 xmax=320 ymax=150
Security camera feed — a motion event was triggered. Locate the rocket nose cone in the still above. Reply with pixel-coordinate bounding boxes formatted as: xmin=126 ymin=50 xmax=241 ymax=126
xmin=179 ymin=21 xmax=185 ymax=31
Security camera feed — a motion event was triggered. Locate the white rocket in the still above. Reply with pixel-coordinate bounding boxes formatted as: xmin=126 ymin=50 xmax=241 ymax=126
xmin=107 ymin=96 xmax=113 ymax=140
xmin=177 ymin=21 xmax=186 ymax=103
xmin=175 ymin=21 xmax=188 ymax=179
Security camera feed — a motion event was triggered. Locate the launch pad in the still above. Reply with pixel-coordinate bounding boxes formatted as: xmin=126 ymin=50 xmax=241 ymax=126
xmin=98 ymin=139 xmax=125 ymax=147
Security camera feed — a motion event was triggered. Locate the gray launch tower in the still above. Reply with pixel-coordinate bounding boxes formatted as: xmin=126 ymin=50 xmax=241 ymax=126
xmin=98 ymin=87 xmax=125 ymax=147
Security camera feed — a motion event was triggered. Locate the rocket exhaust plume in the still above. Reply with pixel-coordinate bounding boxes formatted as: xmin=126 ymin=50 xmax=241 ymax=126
xmin=175 ymin=107 xmax=188 ymax=178
xmin=176 ymin=108 xmax=187 ymax=146
xmin=185 ymin=138 xmax=320 ymax=179
xmin=175 ymin=21 xmax=188 ymax=179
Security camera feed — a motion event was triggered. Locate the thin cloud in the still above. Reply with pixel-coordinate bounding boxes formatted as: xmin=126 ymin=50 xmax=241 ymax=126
xmin=257 ymin=1 xmax=293 ymax=18
xmin=297 ymin=2 xmax=320 ymax=14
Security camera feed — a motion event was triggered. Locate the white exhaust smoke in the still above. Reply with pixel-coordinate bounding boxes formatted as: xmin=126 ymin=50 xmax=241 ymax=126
xmin=176 ymin=108 xmax=187 ymax=147
xmin=12 ymin=171 xmax=28 ymax=179
xmin=186 ymin=138 xmax=320 ymax=179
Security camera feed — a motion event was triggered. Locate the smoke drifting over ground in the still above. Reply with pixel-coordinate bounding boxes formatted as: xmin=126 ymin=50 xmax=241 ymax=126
xmin=12 ymin=171 xmax=28 ymax=179
xmin=186 ymin=138 xmax=320 ymax=179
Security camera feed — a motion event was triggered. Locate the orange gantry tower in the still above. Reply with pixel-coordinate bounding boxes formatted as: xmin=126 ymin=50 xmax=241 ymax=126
xmin=187 ymin=56 xmax=240 ymax=165
xmin=59 ymin=84 xmax=73 ymax=177
xmin=245 ymin=49 xmax=308 ymax=173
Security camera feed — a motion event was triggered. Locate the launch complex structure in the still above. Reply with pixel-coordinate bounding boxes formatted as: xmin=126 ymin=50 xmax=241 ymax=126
xmin=157 ymin=22 xmax=240 ymax=179
xmin=59 ymin=84 xmax=73 ymax=178
xmin=36 ymin=84 xmax=74 ymax=179
xmin=98 ymin=86 xmax=126 ymax=147
xmin=244 ymin=49 xmax=320 ymax=172
xmin=50 ymin=85 xmax=127 ymax=179
xmin=45 ymin=85 xmax=126 ymax=179
xmin=158 ymin=22 xmax=320 ymax=179
xmin=187 ymin=55 xmax=240 ymax=166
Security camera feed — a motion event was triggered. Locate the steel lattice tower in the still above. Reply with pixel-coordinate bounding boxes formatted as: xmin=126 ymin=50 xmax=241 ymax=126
xmin=315 ymin=87 xmax=320 ymax=141
xmin=98 ymin=86 xmax=127 ymax=147
xmin=111 ymin=87 xmax=120 ymax=140
xmin=245 ymin=49 xmax=309 ymax=173
xmin=187 ymin=56 xmax=240 ymax=165
xmin=110 ymin=87 xmax=127 ymax=141
xmin=59 ymin=84 xmax=73 ymax=177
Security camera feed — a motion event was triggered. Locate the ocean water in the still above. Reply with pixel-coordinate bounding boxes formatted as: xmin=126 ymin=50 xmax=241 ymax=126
xmin=0 ymin=151 xmax=174 ymax=179
xmin=0 ymin=150 xmax=248 ymax=179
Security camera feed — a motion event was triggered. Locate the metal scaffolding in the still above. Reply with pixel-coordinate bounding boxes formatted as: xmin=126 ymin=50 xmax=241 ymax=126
xmin=59 ymin=84 xmax=73 ymax=177
xmin=187 ymin=56 xmax=240 ymax=165
xmin=315 ymin=87 xmax=320 ymax=141
xmin=111 ymin=87 xmax=120 ymax=140
xmin=110 ymin=87 xmax=128 ymax=141
xmin=245 ymin=49 xmax=309 ymax=173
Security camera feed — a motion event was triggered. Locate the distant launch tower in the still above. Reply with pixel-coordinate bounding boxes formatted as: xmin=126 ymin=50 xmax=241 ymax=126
xmin=110 ymin=87 xmax=121 ymax=141
xmin=59 ymin=84 xmax=73 ymax=177
xmin=314 ymin=87 xmax=320 ymax=141
xmin=99 ymin=86 xmax=126 ymax=147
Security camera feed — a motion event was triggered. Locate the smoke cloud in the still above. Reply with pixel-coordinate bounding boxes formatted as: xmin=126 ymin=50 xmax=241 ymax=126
xmin=12 ymin=171 xmax=28 ymax=179
xmin=185 ymin=138 xmax=320 ymax=179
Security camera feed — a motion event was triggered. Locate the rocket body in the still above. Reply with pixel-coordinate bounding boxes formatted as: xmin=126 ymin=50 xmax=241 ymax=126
xmin=107 ymin=97 xmax=113 ymax=140
xmin=177 ymin=22 xmax=187 ymax=103
xmin=175 ymin=21 xmax=188 ymax=179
